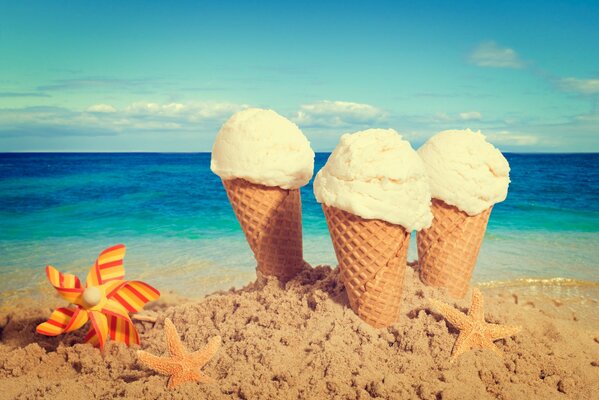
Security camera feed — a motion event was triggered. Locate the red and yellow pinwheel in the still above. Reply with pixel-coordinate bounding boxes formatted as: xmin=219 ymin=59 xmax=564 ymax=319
xmin=36 ymin=244 xmax=160 ymax=350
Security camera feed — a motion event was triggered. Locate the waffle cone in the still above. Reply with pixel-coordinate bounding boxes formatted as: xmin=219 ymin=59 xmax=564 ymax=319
xmin=222 ymin=178 xmax=304 ymax=281
xmin=322 ymin=205 xmax=410 ymax=328
xmin=417 ymin=199 xmax=492 ymax=298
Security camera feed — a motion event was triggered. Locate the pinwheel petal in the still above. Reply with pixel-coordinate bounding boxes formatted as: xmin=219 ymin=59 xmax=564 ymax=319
xmin=86 ymin=310 xmax=109 ymax=349
xmin=83 ymin=326 xmax=96 ymax=345
xmin=107 ymin=314 xmax=140 ymax=346
xmin=103 ymin=279 xmax=127 ymax=298
xmin=86 ymin=244 xmax=126 ymax=287
xmin=102 ymin=298 xmax=130 ymax=320
xmin=46 ymin=265 xmax=83 ymax=304
xmin=36 ymin=306 xmax=83 ymax=336
xmin=64 ymin=306 xmax=89 ymax=332
xmin=110 ymin=281 xmax=160 ymax=313
xmin=103 ymin=298 xmax=141 ymax=346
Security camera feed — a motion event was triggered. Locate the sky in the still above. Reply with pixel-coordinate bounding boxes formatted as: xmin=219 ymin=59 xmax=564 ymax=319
xmin=0 ymin=1 xmax=598 ymax=152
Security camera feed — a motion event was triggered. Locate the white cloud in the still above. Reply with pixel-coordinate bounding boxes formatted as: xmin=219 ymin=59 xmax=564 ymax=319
xmin=459 ymin=111 xmax=482 ymax=121
xmin=0 ymin=101 xmax=247 ymax=137
xmin=431 ymin=111 xmax=482 ymax=122
xmin=575 ymin=108 xmax=599 ymax=123
xmin=187 ymin=103 xmax=245 ymax=120
xmin=486 ymin=130 xmax=539 ymax=146
xmin=433 ymin=112 xmax=451 ymax=122
xmin=87 ymin=104 xmax=116 ymax=113
xmin=293 ymin=100 xmax=386 ymax=128
xmin=2 ymin=101 xmax=596 ymax=151
xmin=557 ymin=77 xmax=599 ymax=94
xmin=123 ymin=102 xmax=244 ymax=121
xmin=469 ymin=41 xmax=524 ymax=69
xmin=124 ymin=102 xmax=185 ymax=115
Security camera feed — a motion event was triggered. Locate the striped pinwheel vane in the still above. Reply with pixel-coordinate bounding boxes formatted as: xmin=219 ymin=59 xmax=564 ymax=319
xmin=36 ymin=244 xmax=160 ymax=350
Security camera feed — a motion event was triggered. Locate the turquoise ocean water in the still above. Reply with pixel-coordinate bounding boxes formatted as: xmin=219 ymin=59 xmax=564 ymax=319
xmin=0 ymin=153 xmax=598 ymax=304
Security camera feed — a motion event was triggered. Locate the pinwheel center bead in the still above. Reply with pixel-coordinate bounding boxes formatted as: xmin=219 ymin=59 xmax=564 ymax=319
xmin=82 ymin=286 xmax=102 ymax=307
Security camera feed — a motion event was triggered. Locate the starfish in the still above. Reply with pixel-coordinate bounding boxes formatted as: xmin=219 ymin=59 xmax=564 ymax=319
xmin=430 ymin=288 xmax=521 ymax=362
xmin=137 ymin=318 xmax=221 ymax=389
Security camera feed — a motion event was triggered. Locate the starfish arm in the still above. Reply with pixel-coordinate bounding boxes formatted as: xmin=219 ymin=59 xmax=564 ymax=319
xmin=167 ymin=372 xmax=200 ymax=389
xmin=485 ymin=341 xmax=505 ymax=358
xmin=450 ymin=332 xmax=471 ymax=362
xmin=137 ymin=350 xmax=180 ymax=375
xmin=469 ymin=288 xmax=485 ymax=322
xmin=430 ymin=299 xmax=469 ymax=329
xmin=485 ymin=323 xmax=522 ymax=341
xmin=164 ymin=318 xmax=187 ymax=358
xmin=192 ymin=336 xmax=222 ymax=366
xmin=167 ymin=375 xmax=183 ymax=390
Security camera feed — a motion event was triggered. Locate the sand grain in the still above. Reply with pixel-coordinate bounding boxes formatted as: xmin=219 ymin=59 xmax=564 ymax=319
xmin=1 ymin=264 xmax=598 ymax=399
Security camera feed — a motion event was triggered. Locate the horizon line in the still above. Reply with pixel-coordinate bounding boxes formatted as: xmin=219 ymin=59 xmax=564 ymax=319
xmin=1 ymin=151 xmax=598 ymax=155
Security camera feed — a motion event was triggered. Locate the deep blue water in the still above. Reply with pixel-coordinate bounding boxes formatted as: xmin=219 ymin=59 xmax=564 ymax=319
xmin=0 ymin=153 xmax=598 ymax=302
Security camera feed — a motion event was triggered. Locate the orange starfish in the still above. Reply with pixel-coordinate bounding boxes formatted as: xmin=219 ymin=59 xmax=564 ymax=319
xmin=137 ymin=318 xmax=221 ymax=389
xmin=430 ymin=288 xmax=521 ymax=362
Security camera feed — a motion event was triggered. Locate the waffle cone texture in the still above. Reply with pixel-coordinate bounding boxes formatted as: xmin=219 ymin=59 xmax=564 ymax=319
xmin=222 ymin=178 xmax=304 ymax=282
xmin=322 ymin=205 xmax=410 ymax=328
xmin=417 ymin=199 xmax=492 ymax=298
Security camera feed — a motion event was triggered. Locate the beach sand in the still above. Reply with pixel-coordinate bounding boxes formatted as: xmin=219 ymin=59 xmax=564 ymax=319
xmin=1 ymin=263 xmax=598 ymax=399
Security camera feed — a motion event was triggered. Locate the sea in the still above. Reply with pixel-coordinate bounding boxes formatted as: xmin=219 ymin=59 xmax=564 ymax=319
xmin=1 ymin=153 xmax=598 ymax=304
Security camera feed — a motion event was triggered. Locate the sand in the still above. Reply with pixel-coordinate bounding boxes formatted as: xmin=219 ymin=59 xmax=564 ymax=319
xmin=1 ymin=263 xmax=598 ymax=400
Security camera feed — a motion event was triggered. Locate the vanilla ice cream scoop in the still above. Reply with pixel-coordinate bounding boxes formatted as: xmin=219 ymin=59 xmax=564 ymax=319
xmin=417 ymin=129 xmax=510 ymax=216
xmin=211 ymin=108 xmax=315 ymax=189
xmin=314 ymin=128 xmax=433 ymax=231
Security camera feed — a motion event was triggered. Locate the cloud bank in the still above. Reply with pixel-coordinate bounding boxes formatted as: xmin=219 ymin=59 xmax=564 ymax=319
xmin=557 ymin=78 xmax=599 ymax=95
xmin=469 ymin=41 xmax=524 ymax=69
xmin=0 ymin=102 xmax=246 ymax=139
xmin=0 ymin=98 xmax=595 ymax=152
xmin=293 ymin=100 xmax=386 ymax=128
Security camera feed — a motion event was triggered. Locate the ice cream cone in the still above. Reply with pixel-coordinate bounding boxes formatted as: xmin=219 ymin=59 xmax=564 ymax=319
xmin=222 ymin=178 xmax=304 ymax=281
xmin=322 ymin=204 xmax=410 ymax=328
xmin=417 ymin=199 xmax=492 ymax=298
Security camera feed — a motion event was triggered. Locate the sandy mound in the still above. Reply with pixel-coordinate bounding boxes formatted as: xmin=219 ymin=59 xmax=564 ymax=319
xmin=1 ymin=264 xmax=598 ymax=399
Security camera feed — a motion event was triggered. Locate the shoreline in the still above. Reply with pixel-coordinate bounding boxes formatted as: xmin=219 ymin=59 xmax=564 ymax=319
xmin=2 ymin=261 xmax=598 ymax=311
xmin=2 ymin=230 xmax=598 ymax=309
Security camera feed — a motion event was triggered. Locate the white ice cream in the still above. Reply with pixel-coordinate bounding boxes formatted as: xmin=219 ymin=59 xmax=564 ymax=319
xmin=417 ymin=129 xmax=510 ymax=216
xmin=211 ymin=108 xmax=315 ymax=189
xmin=314 ymin=128 xmax=433 ymax=231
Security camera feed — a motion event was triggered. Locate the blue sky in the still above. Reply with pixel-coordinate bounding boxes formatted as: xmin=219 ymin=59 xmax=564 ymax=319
xmin=0 ymin=1 xmax=598 ymax=152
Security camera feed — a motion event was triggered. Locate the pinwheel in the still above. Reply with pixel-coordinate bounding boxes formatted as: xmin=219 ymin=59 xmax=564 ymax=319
xmin=36 ymin=244 xmax=160 ymax=350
